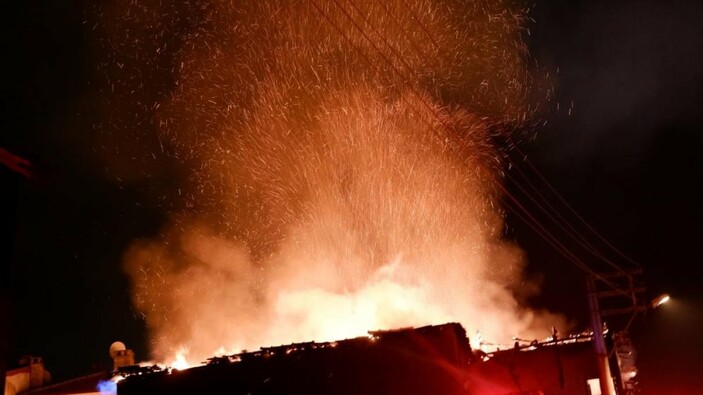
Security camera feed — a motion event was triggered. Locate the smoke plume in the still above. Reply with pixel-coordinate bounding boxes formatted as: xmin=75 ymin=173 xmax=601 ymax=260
xmin=95 ymin=0 xmax=559 ymax=363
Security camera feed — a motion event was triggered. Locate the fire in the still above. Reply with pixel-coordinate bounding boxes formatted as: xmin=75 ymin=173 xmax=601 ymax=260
xmin=270 ymin=264 xmax=452 ymax=343
xmin=97 ymin=0 xmax=561 ymax=366
xmin=169 ymin=348 xmax=193 ymax=371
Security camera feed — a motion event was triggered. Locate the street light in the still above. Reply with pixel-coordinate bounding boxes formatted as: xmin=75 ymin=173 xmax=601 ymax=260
xmin=650 ymin=293 xmax=670 ymax=309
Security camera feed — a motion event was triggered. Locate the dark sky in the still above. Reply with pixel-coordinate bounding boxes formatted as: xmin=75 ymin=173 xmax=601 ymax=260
xmin=2 ymin=1 xmax=702 ymax=394
xmin=518 ymin=1 xmax=703 ymax=393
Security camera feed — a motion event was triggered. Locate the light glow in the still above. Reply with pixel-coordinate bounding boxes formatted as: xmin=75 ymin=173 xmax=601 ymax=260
xmin=651 ymin=294 xmax=670 ymax=308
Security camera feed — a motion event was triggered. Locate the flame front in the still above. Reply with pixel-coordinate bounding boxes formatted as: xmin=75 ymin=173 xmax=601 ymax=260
xmin=169 ymin=348 xmax=191 ymax=371
xmin=94 ymin=0 xmax=561 ymax=367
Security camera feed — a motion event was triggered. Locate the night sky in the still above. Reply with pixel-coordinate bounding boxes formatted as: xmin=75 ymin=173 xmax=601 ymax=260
xmin=2 ymin=1 xmax=702 ymax=394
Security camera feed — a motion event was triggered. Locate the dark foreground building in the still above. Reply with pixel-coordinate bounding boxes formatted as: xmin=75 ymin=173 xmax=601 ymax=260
xmin=115 ymin=323 xmax=625 ymax=395
xmin=466 ymin=338 xmax=605 ymax=394
xmin=118 ymin=323 xmax=472 ymax=395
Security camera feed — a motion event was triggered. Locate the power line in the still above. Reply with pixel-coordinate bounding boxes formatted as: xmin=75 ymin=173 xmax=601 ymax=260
xmin=385 ymin=0 xmax=636 ymax=275
xmin=511 ymin=143 xmax=642 ymax=268
xmin=307 ymin=0 xmax=630 ymax=294
xmin=503 ymin=150 xmax=633 ymax=275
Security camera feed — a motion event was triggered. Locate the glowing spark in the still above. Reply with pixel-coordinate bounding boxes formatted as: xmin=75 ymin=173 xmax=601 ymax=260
xmin=98 ymin=0 xmax=560 ymax=366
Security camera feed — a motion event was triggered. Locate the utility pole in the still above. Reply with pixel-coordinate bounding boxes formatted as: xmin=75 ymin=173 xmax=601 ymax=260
xmin=587 ymin=269 xmax=646 ymax=395
xmin=587 ymin=277 xmax=617 ymax=395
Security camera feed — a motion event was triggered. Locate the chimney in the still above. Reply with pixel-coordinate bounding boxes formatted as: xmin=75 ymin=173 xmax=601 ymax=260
xmin=18 ymin=355 xmax=50 ymax=389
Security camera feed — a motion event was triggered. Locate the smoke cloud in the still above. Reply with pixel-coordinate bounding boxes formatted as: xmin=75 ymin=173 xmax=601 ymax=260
xmin=95 ymin=0 xmax=560 ymax=363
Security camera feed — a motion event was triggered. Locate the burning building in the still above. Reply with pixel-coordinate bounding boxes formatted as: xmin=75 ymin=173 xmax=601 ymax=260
xmin=114 ymin=323 xmax=623 ymax=395
xmin=2 ymin=326 xmax=631 ymax=395
xmin=117 ymin=323 xmax=472 ymax=395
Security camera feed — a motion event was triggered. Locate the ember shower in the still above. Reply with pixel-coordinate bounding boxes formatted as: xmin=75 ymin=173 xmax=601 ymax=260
xmin=95 ymin=0 xmax=559 ymax=364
